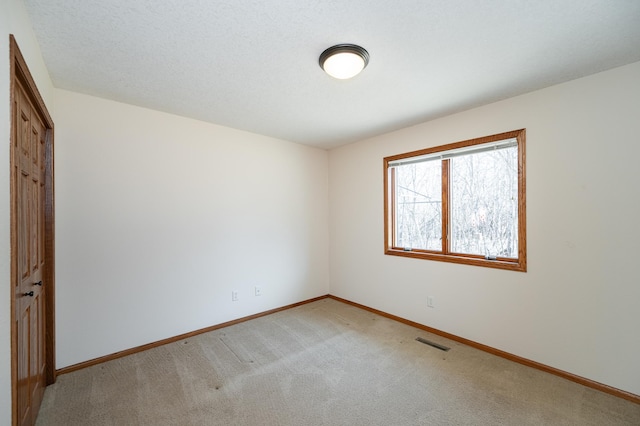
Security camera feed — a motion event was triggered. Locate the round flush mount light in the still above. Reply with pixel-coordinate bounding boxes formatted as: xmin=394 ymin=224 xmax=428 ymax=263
xmin=319 ymin=44 xmax=369 ymax=79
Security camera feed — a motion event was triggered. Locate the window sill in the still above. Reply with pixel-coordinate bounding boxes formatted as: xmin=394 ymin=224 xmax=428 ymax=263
xmin=385 ymin=248 xmax=526 ymax=272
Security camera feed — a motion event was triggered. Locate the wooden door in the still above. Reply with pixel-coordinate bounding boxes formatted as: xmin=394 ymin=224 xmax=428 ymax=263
xmin=10 ymin=35 xmax=55 ymax=426
xmin=14 ymin=78 xmax=47 ymax=426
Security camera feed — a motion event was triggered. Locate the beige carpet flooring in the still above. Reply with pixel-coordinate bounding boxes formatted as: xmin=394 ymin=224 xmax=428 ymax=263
xmin=36 ymin=298 xmax=640 ymax=425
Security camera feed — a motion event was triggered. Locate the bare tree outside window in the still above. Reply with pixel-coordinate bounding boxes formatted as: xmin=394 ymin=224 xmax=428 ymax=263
xmin=384 ymin=129 xmax=526 ymax=272
xmin=450 ymin=147 xmax=518 ymax=258
xmin=395 ymin=160 xmax=441 ymax=251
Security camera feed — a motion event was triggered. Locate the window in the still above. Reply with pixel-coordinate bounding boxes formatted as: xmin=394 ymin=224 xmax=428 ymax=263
xmin=384 ymin=129 xmax=526 ymax=271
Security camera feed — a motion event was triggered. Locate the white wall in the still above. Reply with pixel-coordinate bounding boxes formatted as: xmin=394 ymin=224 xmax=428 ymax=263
xmin=329 ymin=61 xmax=640 ymax=395
xmin=2 ymin=4 xmax=638 ymax=420
xmin=0 ymin=1 xmax=55 ymax=423
xmin=54 ymin=89 xmax=329 ymax=368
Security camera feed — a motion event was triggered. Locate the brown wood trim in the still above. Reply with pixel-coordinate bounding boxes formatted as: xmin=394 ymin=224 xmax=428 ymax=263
xmin=9 ymin=36 xmax=54 ymax=126
xmin=383 ymin=159 xmax=393 ymax=251
xmin=517 ymin=129 xmax=527 ymax=272
xmin=441 ymin=159 xmax=449 ymax=253
xmin=54 ymin=292 xmax=639 ymax=404
xmin=383 ymin=129 xmax=526 ymax=272
xmin=327 ymin=295 xmax=640 ymax=405
xmin=9 ymin=35 xmax=18 ymax=426
xmin=385 ymin=249 xmax=525 ymax=271
xmin=9 ymin=34 xmax=56 ymax=426
xmin=384 ymin=129 xmax=524 ymax=163
xmin=389 ymin=166 xmax=395 ymax=248
xmin=56 ymin=295 xmax=330 ymax=376
xmin=43 ymin=122 xmax=56 ymax=386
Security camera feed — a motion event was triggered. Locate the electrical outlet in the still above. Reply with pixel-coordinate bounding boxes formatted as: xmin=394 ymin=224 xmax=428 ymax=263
xmin=427 ymin=296 xmax=435 ymax=308
xmin=254 ymin=286 xmax=262 ymax=296
xmin=232 ymin=290 xmax=238 ymax=302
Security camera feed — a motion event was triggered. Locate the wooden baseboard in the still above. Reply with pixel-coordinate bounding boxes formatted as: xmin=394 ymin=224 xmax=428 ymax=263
xmin=56 ymin=293 xmax=639 ymax=405
xmin=327 ymin=295 xmax=640 ymax=405
xmin=56 ymin=295 xmax=329 ymax=376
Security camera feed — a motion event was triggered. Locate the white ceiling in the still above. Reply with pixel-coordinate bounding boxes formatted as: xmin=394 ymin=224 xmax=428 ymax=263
xmin=24 ymin=0 xmax=640 ymax=149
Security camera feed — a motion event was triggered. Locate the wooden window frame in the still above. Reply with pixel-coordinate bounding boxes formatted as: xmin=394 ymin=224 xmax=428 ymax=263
xmin=384 ymin=129 xmax=526 ymax=272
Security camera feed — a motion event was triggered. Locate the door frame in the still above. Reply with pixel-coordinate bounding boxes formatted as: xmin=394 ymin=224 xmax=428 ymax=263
xmin=9 ymin=34 xmax=56 ymax=425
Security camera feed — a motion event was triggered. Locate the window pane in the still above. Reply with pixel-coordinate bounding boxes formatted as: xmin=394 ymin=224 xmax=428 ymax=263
xmin=394 ymin=161 xmax=442 ymax=250
xmin=450 ymin=147 xmax=518 ymax=258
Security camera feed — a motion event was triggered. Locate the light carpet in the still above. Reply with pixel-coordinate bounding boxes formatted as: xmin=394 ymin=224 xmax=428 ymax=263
xmin=36 ymin=298 xmax=640 ymax=425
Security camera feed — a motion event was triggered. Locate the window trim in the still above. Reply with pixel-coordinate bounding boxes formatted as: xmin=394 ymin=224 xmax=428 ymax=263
xmin=384 ymin=129 xmax=526 ymax=272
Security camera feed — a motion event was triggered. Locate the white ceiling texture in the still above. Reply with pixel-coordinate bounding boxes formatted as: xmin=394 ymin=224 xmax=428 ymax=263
xmin=23 ymin=0 xmax=640 ymax=149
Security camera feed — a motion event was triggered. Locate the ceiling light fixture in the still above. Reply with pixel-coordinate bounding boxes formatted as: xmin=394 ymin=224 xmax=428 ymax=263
xmin=319 ymin=44 xmax=369 ymax=80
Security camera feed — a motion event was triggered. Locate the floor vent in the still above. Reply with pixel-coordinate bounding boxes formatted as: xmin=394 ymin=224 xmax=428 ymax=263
xmin=416 ymin=337 xmax=450 ymax=352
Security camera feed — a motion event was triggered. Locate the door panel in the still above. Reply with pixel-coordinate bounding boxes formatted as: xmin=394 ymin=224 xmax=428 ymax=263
xmin=17 ymin=307 xmax=30 ymax=426
xmin=15 ymin=80 xmax=46 ymax=426
xmin=10 ymin=36 xmax=55 ymax=426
